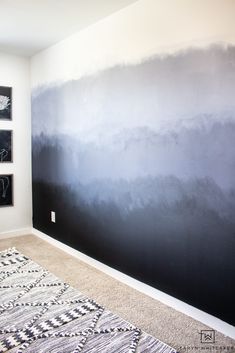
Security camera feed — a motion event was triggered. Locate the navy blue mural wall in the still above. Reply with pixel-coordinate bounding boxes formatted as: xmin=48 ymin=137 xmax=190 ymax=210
xmin=32 ymin=46 xmax=235 ymax=325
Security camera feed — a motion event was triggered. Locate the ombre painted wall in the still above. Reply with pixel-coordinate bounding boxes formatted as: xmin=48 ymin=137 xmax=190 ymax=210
xmin=31 ymin=0 xmax=235 ymax=325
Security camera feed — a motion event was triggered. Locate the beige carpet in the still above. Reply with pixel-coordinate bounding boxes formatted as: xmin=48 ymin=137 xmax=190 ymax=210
xmin=0 ymin=234 xmax=234 ymax=353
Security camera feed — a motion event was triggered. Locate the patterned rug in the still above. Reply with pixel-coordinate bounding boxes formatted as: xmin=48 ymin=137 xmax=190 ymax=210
xmin=0 ymin=247 xmax=177 ymax=353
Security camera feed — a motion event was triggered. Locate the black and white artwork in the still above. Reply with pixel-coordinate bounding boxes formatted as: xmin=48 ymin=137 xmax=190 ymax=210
xmin=0 ymin=130 xmax=12 ymax=162
xmin=0 ymin=86 xmax=12 ymax=120
xmin=0 ymin=174 xmax=13 ymax=207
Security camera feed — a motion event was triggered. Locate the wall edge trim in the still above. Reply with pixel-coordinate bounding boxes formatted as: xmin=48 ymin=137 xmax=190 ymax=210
xmin=0 ymin=227 xmax=32 ymax=239
xmin=32 ymin=227 xmax=235 ymax=339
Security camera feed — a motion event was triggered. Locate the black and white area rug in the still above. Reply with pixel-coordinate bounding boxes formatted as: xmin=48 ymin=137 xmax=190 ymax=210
xmin=0 ymin=248 xmax=177 ymax=353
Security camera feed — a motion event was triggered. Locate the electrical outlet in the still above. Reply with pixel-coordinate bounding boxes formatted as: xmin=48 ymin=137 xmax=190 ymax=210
xmin=51 ymin=211 xmax=56 ymax=223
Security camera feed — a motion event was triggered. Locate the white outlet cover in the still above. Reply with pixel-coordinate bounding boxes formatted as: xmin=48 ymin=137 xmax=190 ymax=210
xmin=51 ymin=211 xmax=56 ymax=223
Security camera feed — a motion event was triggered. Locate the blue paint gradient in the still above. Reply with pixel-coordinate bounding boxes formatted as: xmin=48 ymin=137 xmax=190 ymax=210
xmin=32 ymin=45 xmax=235 ymax=324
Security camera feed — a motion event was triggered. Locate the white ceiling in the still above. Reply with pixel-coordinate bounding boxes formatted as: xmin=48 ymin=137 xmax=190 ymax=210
xmin=0 ymin=0 xmax=138 ymax=57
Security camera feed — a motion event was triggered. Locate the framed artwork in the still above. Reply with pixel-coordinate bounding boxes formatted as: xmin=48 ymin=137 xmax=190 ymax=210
xmin=0 ymin=174 xmax=13 ymax=207
xmin=0 ymin=130 xmax=12 ymax=162
xmin=0 ymin=86 xmax=12 ymax=120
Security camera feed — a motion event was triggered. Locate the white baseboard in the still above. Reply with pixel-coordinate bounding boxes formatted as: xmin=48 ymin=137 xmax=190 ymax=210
xmin=0 ymin=227 xmax=32 ymax=239
xmin=32 ymin=227 xmax=235 ymax=339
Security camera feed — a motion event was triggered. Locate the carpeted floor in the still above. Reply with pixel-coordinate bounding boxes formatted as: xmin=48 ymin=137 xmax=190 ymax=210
xmin=0 ymin=234 xmax=234 ymax=353
xmin=0 ymin=247 xmax=175 ymax=353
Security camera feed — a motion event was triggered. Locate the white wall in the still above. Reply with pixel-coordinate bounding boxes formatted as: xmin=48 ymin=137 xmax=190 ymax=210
xmin=0 ymin=51 xmax=32 ymax=235
xmin=31 ymin=0 xmax=235 ymax=88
